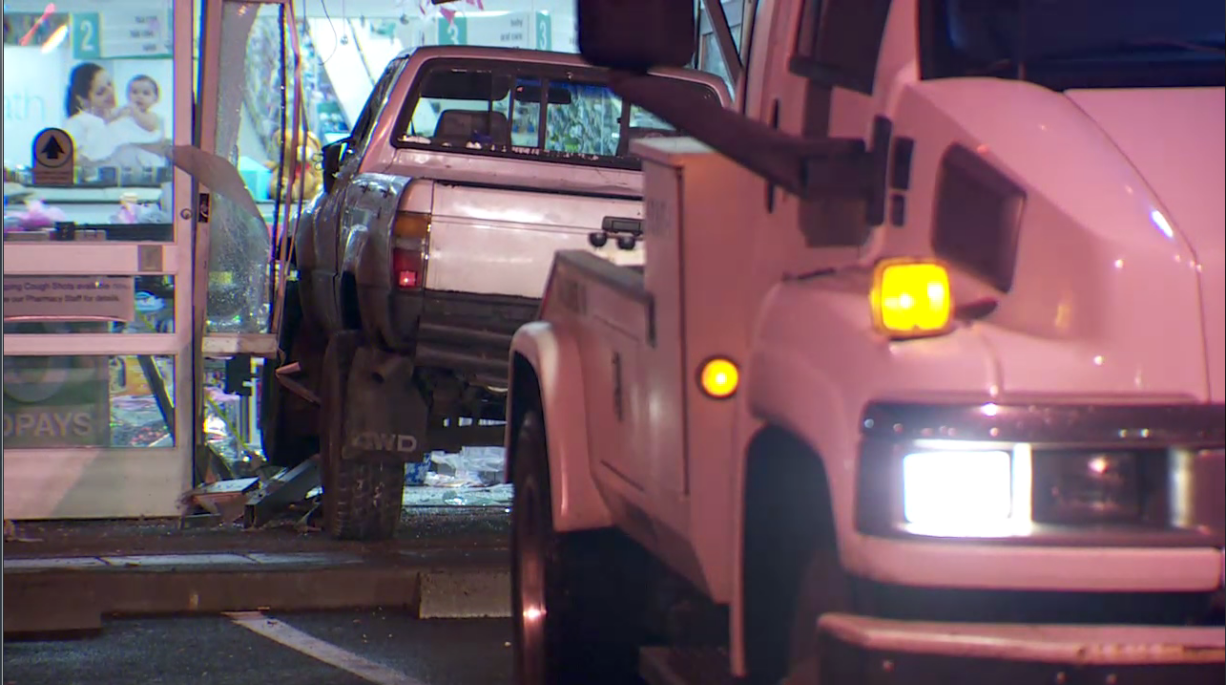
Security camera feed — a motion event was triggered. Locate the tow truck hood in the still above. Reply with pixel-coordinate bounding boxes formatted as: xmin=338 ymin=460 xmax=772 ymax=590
xmin=1063 ymin=88 xmax=1225 ymax=401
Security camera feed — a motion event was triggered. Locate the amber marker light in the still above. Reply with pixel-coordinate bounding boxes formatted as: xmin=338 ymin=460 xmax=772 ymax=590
xmin=699 ymin=357 xmax=740 ymax=399
xmin=870 ymin=258 xmax=954 ymax=339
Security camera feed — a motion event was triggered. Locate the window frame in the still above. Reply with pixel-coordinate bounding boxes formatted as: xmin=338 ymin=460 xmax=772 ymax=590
xmin=346 ymin=56 xmax=409 ymax=162
xmin=788 ymin=0 xmax=894 ymax=95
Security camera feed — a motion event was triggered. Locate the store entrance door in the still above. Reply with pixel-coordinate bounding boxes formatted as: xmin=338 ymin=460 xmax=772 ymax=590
xmin=194 ymin=0 xmax=302 ymax=359
xmin=3 ymin=0 xmax=195 ymax=518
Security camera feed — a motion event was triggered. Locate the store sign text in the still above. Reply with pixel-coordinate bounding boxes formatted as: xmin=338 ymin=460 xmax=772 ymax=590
xmin=3 ymin=410 xmax=95 ymax=439
xmin=3 ymin=276 xmax=136 ymax=322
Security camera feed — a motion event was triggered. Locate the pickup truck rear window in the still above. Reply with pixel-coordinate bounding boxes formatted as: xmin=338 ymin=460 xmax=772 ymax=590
xmin=392 ymin=59 xmax=722 ymax=170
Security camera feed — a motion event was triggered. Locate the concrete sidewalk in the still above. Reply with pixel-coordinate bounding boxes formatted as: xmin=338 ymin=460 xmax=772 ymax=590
xmin=4 ymin=510 xmax=512 ymax=639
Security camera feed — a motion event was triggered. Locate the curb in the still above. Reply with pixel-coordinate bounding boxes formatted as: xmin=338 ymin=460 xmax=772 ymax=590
xmin=3 ymin=548 xmax=511 ymax=639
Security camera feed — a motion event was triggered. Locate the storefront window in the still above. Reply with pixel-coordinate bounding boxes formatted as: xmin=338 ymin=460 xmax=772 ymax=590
xmin=3 ymin=354 xmax=176 ymax=448
xmin=4 ymin=0 xmax=177 ymax=242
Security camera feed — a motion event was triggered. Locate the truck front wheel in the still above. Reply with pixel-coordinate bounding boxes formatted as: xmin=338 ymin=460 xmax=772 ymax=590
xmin=319 ymin=330 xmax=405 ymax=541
xmin=511 ymin=410 xmax=647 ymax=685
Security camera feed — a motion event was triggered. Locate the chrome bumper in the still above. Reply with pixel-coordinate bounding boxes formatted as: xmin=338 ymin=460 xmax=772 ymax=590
xmin=816 ymin=614 xmax=1225 ymax=685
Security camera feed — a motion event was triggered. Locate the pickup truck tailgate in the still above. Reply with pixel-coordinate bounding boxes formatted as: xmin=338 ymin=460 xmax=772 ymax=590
xmin=426 ymin=182 xmax=643 ymax=298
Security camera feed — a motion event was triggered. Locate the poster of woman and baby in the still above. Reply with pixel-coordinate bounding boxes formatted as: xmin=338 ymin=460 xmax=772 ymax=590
xmin=3 ymin=46 xmax=174 ymax=175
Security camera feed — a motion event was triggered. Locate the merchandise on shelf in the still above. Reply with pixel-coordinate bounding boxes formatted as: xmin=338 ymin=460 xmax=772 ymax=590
xmin=265 ymin=129 xmax=324 ymax=204
xmin=4 ymin=199 xmax=66 ymax=231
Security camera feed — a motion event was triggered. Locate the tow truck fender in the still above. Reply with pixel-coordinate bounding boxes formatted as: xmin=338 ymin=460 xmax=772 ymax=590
xmin=507 ymin=321 xmax=614 ymax=533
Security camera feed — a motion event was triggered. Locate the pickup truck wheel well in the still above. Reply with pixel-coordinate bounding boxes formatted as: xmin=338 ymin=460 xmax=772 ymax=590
xmin=741 ymin=425 xmax=836 ymax=682
xmin=506 ymin=353 xmax=542 ymax=483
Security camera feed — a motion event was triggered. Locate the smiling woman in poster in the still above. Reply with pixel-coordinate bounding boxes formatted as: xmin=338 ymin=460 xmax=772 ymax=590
xmin=63 ymin=62 xmax=169 ymax=170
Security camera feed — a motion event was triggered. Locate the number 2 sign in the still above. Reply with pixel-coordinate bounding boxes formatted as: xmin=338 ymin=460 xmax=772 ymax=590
xmin=72 ymin=12 xmax=102 ymax=60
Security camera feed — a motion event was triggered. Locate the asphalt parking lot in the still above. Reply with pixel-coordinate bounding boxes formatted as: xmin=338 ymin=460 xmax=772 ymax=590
xmin=4 ymin=609 xmax=513 ymax=685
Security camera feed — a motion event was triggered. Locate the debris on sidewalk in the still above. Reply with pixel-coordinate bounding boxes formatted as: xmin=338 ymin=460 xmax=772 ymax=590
xmin=402 ymin=447 xmax=514 ymax=507
xmin=174 ymin=446 xmax=513 ymax=532
xmin=243 ymin=459 xmax=322 ymax=529
xmin=177 ymin=477 xmax=261 ymax=526
xmin=429 ymin=447 xmax=505 ymax=487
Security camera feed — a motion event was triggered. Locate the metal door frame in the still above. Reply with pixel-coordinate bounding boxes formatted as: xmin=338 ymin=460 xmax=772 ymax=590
xmin=2 ymin=0 xmax=197 ymax=519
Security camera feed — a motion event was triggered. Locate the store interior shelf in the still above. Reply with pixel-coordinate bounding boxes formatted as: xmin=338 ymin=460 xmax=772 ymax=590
xmin=202 ymin=333 xmax=279 ymax=358
xmin=6 ymin=185 xmax=164 ymax=204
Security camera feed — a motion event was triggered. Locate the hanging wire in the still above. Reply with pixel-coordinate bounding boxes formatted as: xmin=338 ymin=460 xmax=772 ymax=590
xmin=318 ymin=0 xmax=341 ymax=63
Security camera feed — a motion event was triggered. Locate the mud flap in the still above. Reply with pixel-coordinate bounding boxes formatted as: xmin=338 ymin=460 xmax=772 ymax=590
xmin=340 ymin=345 xmax=429 ymax=463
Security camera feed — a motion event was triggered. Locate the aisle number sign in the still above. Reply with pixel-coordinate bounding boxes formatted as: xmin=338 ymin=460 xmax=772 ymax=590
xmin=536 ymin=12 xmax=551 ymax=51
xmin=438 ymin=15 xmax=468 ymax=46
xmin=72 ymin=10 xmax=172 ymax=60
xmin=436 ymin=11 xmax=553 ymax=50
xmin=72 ymin=12 xmax=102 ymax=60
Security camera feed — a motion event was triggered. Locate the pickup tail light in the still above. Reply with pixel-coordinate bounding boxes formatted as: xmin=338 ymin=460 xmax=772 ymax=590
xmin=392 ymin=211 xmax=431 ymax=290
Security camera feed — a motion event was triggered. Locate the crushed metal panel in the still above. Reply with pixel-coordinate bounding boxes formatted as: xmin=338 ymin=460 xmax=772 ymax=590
xmin=243 ymin=460 xmax=322 ymax=528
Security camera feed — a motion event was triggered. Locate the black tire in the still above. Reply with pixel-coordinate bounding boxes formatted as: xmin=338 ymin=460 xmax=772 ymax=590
xmin=782 ymin=548 xmax=853 ymax=684
xmin=319 ymin=330 xmax=405 ymax=541
xmin=511 ymin=410 xmax=648 ymax=685
xmin=741 ymin=439 xmax=853 ymax=685
xmin=260 ymin=279 xmax=322 ymax=468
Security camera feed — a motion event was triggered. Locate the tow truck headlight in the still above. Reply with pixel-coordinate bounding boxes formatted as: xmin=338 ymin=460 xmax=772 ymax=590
xmin=870 ymin=259 xmax=953 ymax=339
xmin=902 ymin=450 xmax=1016 ymax=526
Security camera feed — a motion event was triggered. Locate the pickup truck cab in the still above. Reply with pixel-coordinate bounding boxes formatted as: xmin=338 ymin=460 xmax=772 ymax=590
xmin=262 ymin=45 xmax=730 ymax=540
xmin=505 ymin=0 xmax=1225 ymax=683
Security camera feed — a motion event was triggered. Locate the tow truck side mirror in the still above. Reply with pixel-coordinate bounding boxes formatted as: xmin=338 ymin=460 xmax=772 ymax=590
xmin=321 ymin=139 xmax=350 ymax=195
xmin=577 ymin=0 xmax=695 ymax=71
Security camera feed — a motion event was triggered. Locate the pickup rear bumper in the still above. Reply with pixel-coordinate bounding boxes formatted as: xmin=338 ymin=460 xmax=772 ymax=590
xmin=816 ymin=614 xmax=1226 ymax=685
xmin=379 ymin=288 xmax=538 ymax=387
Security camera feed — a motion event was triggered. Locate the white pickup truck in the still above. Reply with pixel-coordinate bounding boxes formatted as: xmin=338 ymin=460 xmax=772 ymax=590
xmin=261 ymin=46 xmax=730 ymax=539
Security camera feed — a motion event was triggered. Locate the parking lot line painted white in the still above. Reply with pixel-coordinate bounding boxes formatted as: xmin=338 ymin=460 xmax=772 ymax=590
xmin=226 ymin=611 xmax=428 ymax=685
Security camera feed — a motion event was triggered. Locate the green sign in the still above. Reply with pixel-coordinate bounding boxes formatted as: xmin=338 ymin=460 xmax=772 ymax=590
xmin=3 ymin=352 xmax=111 ymax=448
xmin=72 ymin=12 xmax=103 ymax=61
xmin=536 ymin=12 xmax=552 ymax=51
xmin=438 ymin=15 xmax=468 ymax=46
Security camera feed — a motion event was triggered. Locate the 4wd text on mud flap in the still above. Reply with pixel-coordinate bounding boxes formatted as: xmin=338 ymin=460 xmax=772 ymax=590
xmin=351 ymin=432 xmax=419 ymax=453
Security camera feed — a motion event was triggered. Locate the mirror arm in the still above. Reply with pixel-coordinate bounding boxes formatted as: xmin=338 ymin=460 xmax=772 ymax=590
xmin=611 ymin=72 xmax=809 ymax=192
xmin=611 ymin=73 xmax=889 ymax=224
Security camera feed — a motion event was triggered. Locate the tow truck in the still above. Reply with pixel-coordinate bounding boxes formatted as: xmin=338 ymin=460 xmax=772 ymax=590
xmin=504 ymin=0 xmax=1226 ymax=683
